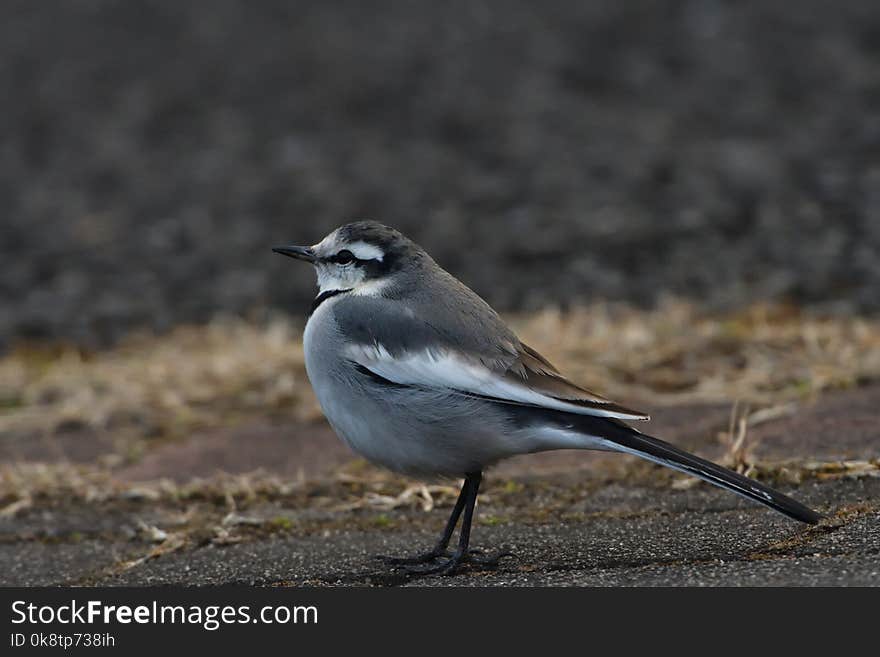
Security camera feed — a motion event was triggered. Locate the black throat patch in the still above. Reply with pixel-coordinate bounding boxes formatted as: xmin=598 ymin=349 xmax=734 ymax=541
xmin=310 ymin=288 xmax=352 ymax=315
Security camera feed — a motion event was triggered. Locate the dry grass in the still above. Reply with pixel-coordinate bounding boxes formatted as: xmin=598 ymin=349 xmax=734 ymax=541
xmin=1 ymin=455 xmax=875 ymax=519
xmin=0 ymin=459 xmax=461 ymax=515
xmin=671 ymin=401 xmax=798 ymax=490
xmin=0 ymin=317 xmax=321 ymax=442
xmin=2 ymin=300 xmax=879 ymax=447
xmin=510 ymin=300 xmax=880 ymax=407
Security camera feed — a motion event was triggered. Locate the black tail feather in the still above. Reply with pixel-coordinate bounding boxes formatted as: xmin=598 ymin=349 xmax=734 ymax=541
xmin=571 ymin=416 xmax=824 ymax=525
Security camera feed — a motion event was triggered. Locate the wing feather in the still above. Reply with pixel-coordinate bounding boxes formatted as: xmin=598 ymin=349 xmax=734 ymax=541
xmin=346 ymin=341 xmax=649 ymax=421
xmin=331 ymin=288 xmax=648 ymax=420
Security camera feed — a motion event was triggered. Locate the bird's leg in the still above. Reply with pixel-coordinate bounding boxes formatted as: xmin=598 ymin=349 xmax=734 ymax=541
xmin=376 ymin=475 xmax=471 ymax=565
xmin=409 ymin=471 xmax=513 ymax=576
xmin=434 ymin=471 xmax=482 ymax=573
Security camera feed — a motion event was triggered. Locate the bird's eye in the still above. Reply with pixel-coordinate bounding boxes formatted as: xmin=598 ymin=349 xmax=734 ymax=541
xmin=335 ymin=249 xmax=355 ymax=264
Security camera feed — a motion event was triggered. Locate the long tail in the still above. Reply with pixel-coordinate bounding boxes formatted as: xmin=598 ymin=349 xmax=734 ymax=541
xmin=555 ymin=414 xmax=824 ymax=524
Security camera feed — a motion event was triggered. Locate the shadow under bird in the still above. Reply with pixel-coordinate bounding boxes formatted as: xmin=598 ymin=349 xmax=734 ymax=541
xmin=274 ymin=221 xmax=823 ymax=575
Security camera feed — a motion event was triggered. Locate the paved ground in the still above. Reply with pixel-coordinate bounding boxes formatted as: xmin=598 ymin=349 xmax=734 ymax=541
xmin=1 ymin=386 xmax=878 ymax=586
xmin=103 ymin=479 xmax=880 ymax=587
xmin=1 ymin=475 xmax=876 ymax=587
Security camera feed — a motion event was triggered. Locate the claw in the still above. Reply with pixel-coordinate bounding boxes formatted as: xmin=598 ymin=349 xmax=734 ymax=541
xmin=468 ymin=550 xmax=515 ymax=568
xmin=384 ymin=549 xmax=515 ymax=576
xmin=374 ymin=549 xmax=451 ymax=566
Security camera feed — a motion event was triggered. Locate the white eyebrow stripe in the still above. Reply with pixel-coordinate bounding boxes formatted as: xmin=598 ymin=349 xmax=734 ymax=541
xmin=346 ymin=241 xmax=384 ymax=261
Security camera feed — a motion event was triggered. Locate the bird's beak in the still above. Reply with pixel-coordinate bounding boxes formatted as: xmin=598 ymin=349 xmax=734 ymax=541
xmin=272 ymin=245 xmax=316 ymax=263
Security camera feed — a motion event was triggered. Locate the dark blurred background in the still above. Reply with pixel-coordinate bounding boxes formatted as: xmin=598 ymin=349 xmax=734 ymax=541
xmin=2 ymin=0 xmax=879 ymax=348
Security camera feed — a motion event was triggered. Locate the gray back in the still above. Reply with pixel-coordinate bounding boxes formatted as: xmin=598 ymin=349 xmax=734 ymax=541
xmin=331 ymin=254 xmax=521 ymax=366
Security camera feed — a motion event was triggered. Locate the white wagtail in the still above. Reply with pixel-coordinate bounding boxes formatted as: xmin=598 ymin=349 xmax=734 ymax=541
xmin=274 ymin=221 xmax=822 ymax=575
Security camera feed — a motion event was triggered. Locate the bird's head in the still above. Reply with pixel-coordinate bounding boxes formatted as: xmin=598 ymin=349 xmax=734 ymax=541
xmin=273 ymin=220 xmax=422 ymax=296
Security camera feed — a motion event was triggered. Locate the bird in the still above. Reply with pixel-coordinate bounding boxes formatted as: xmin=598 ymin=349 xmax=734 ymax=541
xmin=273 ymin=220 xmax=823 ymax=575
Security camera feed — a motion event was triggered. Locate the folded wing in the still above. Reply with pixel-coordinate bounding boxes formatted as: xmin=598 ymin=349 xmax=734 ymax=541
xmin=346 ymin=341 xmax=649 ymax=421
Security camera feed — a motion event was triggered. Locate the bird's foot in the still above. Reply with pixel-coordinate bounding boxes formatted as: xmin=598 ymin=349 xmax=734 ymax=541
xmin=382 ymin=548 xmax=514 ymax=576
xmin=375 ymin=548 xmax=452 ymax=566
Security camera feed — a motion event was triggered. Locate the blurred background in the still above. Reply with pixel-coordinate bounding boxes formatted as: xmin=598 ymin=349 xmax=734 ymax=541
xmin=1 ymin=0 xmax=880 ymax=520
xmin=2 ymin=0 xmax=879 ymax=349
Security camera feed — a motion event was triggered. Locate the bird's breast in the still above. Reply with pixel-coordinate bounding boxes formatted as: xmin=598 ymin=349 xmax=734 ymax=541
xmin=302 ymin=295 xmax=342 ymax=384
